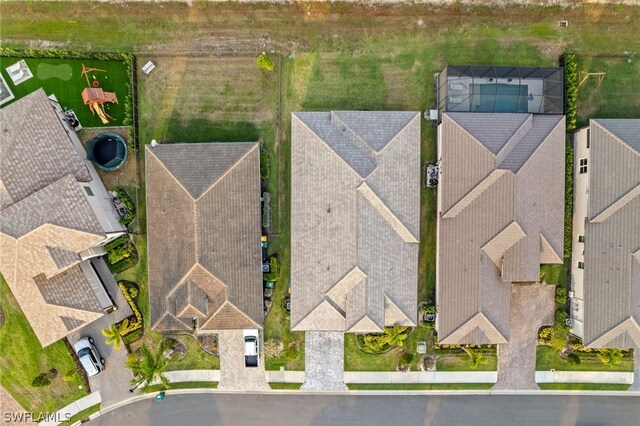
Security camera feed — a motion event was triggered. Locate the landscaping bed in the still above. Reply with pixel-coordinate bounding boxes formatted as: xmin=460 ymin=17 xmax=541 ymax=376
xmin=104 ymin=235 xmax=139 ymax=274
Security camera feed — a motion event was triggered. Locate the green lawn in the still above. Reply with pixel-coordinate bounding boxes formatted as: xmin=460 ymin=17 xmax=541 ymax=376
xmin=536 ymin=346 xmax=634 ymax=372
xmin=0 ymin=56 xmax=129 ymax=127
xmin=540 ymin=261 xmax=569 ymax=288
xmin=348 ymin=383 xmax=494 ymax=391
xmin=436 ymin=354 xmax=498 ymax=372
xmin=269 ymin=383 xmax=302 ymax=390
xmin=538 ymin=383 xmax=631 ymax=391
xmin=0 ymin=276 xmax=88 ymax=415
xmin=142 ymin=381 xmax=218 ymax=393
xmin=60 ymin=403 xmax=100 ymax=426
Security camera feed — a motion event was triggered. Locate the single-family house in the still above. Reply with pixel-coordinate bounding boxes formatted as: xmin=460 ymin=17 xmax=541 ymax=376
xmin=436 ymin=112 xmax=565 ymax=344
xmin=0 ymin=89 xmax=127 ymax=347
xmin=570 ymin=119 xmax=640 ymax=348
xmin=145 ymin=143 xmax=263 ymax=334
xmin=290 ymin=111 xmax=421 ymax=333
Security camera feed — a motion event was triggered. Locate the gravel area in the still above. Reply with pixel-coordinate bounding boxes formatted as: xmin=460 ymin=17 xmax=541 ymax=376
xmin=301 ymin=331 xmax=347 ymax=391
xmin=493 ymin=284 xmax=555 ymax=391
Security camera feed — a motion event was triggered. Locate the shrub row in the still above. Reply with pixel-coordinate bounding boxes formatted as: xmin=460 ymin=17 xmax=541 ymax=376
xmin=104 ymin=235 xmax=130 ymax=252
xmin=118 ymin=281 xmax=143 ymax=335
xmin=564 ymin=141 xmax=574 ymax=258
xmin=260 ymin=151 xmax=270 ymax=180
xmin=264 ymin=256 xmax=279 ymax=282
xmin=262 ymin=192 xmax=271 ymax=229
xmin=114 ymin=186 xmax=136 ymax=225
xmin=0 ymin=48 xmax=136 ymax=149
xmin=564 ymin=53 xmax=578 ymax=130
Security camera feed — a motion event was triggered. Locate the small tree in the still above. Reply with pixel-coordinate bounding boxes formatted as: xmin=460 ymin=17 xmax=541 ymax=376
xmin=567 ymin=352 xmax=581 ymax=365
xmin=102 ymin=319 xmax=129 ymax=351
xmin=555 ymin=287 xmax=567 ymax=305
xmin=597 ymin=348 xmax=623 ymax=366
xmin=31 ymin=373 xmax=51 ymax=388
xmin=462 ymin=346 xmax=483 ymax=369
xmin=127 ymin=339 xmax=177 ymax=392
xmin=384 ymin=325 xmax=409 ymax=348
xmin=257 ymin=53 xmax=274 ymax=72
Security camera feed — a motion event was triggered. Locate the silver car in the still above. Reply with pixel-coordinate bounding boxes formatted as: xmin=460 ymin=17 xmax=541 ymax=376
xmin=73 ymin=337 xmax=105 ymax=377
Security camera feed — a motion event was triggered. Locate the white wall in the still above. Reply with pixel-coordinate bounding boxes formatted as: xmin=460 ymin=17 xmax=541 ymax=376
xmin=570 ymin=126 xmax=590 ymax=338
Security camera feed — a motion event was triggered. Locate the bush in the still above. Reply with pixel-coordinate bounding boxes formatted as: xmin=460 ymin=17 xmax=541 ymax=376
xmin=63 ymin=369 xmax=77 ymax=382
xmin=399 ymin=351 xmax=414 ymax=367
xmin=264 ymin=339 xmax=283 ymax=358
xmin=114 ymin=187 xmax=136 ymax=225
xmin=555 ymin=310 xmax=569 ymax=331
xmin=107 ymin=243 xmax=134 ymax=264
xmin=264 ymin=256 xmax=279 ymax=282
xmin=256 ymin=53 xmax=274 ymax=72
xmin=538 ymin=326 xmax=554 ymax=345
xmin=564 ymin=141 xmax=574 ymax=258
xmin=262 ymin=192 xmax=271 ymax=229
xmin=563 ymin=53 xmax=578 ymax=131
xmin=260 ymin=152 xmax=270 ymax=180
xmin=31 ymin=373 xmax=51 ymax=388
xmin=555 ymin=287 xmax=567 ymax=305
xmin=123 ymin=281 xmax=139 ymax=299
xmin=118 ymin=281 xmax=142 ymax=335
xmin=285 ymin=342 xmax=299 ymax=360
xmin=567 ymin=352 xmax=581 ymax=365
xmin=105 ymin=235 xmax=130 ymax=252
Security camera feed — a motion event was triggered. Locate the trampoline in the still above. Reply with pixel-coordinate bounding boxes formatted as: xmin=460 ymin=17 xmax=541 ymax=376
xmin=86 ymin=133 xmax=128 ymax=171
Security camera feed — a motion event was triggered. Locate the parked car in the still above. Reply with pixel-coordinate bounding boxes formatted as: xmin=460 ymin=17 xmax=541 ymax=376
xmin=73 ymin=337 xmax=105 ymax=377
xmin=243 ymin=329 xmax=259 ymax=368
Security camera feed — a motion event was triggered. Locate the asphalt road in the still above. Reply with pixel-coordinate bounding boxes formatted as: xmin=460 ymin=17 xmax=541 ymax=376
xmin=91 ymin=393 xmax=640 ymax=426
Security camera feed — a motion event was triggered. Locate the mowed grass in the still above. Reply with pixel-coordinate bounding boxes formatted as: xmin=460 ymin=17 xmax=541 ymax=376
xmin=348 ymin=383 xmax=494 ymax=391
xmin=436 ymin=354 xmax=498 ymax=372
xmin=536 ymin=346 xmax=634 ymax=372
xmin=538 ymin=383 xmax=631 ymax=391
xmin=0 ymin=276 xmax=88 ymax=415
xmin=0 ymin=56 xmax=129 ymax=127
xmin=576 ymin=55 xmax=640 ymax=127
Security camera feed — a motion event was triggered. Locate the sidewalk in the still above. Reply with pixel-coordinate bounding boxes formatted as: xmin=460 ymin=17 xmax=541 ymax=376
xmin=536 ymin=371 xmax=634 ymax=385
xmin=40 ymin=392 xmax=101 ymax=426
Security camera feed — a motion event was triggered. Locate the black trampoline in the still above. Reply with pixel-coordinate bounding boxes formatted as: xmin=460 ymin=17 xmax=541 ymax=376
xmin=86 ymin=133 xmax=128 ymax=171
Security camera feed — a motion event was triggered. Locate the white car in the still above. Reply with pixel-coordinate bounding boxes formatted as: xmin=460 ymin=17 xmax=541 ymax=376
xmin=73 ymin=337 xmax=105 ymax=377
xmin=243 ymin=329 xmax=259 ymax=368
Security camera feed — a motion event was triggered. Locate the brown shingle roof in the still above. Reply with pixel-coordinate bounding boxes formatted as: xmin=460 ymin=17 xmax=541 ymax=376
xmin=290 ymin=111 xmax=421 ymax=332
xmin=583 ymin=119 xmax=640 ymax=349
xmin=436 ymin=113 xmax=565 ymax=344
xmin=146 ymin=143 xmax=263 ymax=333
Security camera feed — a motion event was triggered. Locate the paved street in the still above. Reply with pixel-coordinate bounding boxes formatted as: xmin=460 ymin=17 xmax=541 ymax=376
xmin=91 ymin=393 xmax=640 ymax=426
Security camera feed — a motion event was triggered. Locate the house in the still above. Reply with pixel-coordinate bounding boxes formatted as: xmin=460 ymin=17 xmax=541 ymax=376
xmin=570 ymin=119 xmax=640 ymax=348
xmin=290 ymin=111 xmax=421 ymax=333
xmin=145 ymin=143 xmax=263 ymax=334
xmin=435 ymin=66 xmax=564 ymax=120
xmin=0 ymin=89 xmax=127 ymax=347
xmin=436 ymin=113 xmax=565 ymax=344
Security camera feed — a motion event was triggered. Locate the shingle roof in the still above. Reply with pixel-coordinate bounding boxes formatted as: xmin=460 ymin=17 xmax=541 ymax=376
xmin=291 ymin=111 xmax=420 ymax=332
xmin=583 ymin=119 xmax=640 ymax=349
xmin=436 ymin=113 xmax=565 ymax=344
xmin=0 ymin=89 xmax=91 ymax=208
xmin=146 ymin=143 xmax=263 ymax=333
xmin=0 ymin=90 xmax=110 ymax=347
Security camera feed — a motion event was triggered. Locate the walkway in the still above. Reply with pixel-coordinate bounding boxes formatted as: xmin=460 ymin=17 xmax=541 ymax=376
xmin=631 ymin=350 xmax=640 ymax=391
xmin=0 ymin=385 xmax=34 ymax=425
xmin=40 ymin=392 xmax=100 ymax=426
xmin=301 ymin=331 xmax=347 ymax=390
xmin=493 ymin=284 xmax=555 ymax=390
xmin=216 ymin=330 xmax=269 ymax=390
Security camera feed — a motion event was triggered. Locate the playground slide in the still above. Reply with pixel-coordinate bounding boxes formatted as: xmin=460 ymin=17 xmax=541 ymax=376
xmin=91 ymin=102 xmax=109 ymax=125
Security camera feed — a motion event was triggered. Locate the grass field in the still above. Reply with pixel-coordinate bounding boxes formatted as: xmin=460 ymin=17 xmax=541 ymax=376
xmin=347 ymin=383 xmax=494 ymax=391
xmin=436 ymin=354 xmax=498 ymax=372
xmin=536 ymin=346 xmax=634 ymax=372
xmin=0 ymin=277 xmax=88 ymax=415
xmin=142 ymin=381 xmax=218 ymax=393
xmin=0 ymin=56 xmax=129 ymax=127
xmin=538 ymin=383 xmax=631 ymax=391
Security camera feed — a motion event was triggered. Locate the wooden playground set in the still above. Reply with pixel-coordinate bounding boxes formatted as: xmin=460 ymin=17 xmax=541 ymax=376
xmin=80 ymin=64 xmax=118 ymax=124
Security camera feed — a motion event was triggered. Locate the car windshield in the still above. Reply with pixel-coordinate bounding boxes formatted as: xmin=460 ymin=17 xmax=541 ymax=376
xmin=77 ymin=348 xmax=91 ymax=358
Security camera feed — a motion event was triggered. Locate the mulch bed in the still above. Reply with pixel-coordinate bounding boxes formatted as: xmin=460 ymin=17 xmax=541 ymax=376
xmin=196 ymin=334 xmax=219 ymax=356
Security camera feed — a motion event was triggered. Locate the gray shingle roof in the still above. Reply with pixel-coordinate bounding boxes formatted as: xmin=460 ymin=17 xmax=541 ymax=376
xmin=146 ymin=143 xmax=263 ymax=333
xmin=0 ymin=90 xmax=111 ymax=347
xmin=291 ymin=111 xmax=420 ymax=332
xmin=437 ymin=113 xmax=565 ymax=344
xmin=0 ymin=89 xmax=91 ymax=208
xmin=583 ymin=119 xmax=640 ymax=349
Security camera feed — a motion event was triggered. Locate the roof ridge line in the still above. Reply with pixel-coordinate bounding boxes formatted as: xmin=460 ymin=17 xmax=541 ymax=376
xmin=513 ymin=115 xmax=565 ymax=174
xmin=496 ymin=114 xmax=533 ymax=167
xmin=358 ymin=182 xmax=418 ymax=243
xmin=330 ymin=111 xmax=377 ymax=156
xmin=442 ymin=169 xmax=511 ymax=219
xmin=223 ymin=299 xmax=261 ymax=329
xmin=374 ymin=113 xmax=420 ymax=156
xmin=445 ymin=114 xmax=498 ymax=159
xmin=293 ymin=113 xmax=366 ymax=181
xmin=196 ymin=143 xmax=259 ymax=201
xmin=594 ymin=120 xmax=640 ymax=158
xmin=146 ymin=146 xmax=195 ymax=200
xmin=591 ymin=184 xmax=640 ymax=223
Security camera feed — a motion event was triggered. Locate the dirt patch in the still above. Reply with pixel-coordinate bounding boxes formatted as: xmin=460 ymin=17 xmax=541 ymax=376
xmin=197 ymin=334 xmax=219 ymax=356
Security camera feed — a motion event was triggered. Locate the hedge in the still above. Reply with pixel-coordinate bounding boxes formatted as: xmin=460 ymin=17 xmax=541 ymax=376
xmin=114 ymin=187 xmax=136 ymax=225
xmin=0 ymin=48 xmax=136 ymax=149
xmin=563 ymin=53 xmax=578 ymax=131
xmin=260 ymin=151 xmax=270 ymax=180
xmin=118 ymin=281 xmax=143 ymax=335
xmin=564 ymin=140 xmax=574 ymax=259
xmin=262 ymin=192 xmax=271 ymax=229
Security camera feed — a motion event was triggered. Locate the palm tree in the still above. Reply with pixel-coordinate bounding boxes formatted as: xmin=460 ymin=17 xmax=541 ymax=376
xmin=597 ymin=348 xmax=623 ymax=366
xmin=384 ymin=325 xmax=409 ymax=348
xmin=127 ymin=339 xmax=176 ymax=392
xmin=102 ymin=319 xmax=129 ymax=351
xmin=462 ymin=346 xmax=483 ymax=369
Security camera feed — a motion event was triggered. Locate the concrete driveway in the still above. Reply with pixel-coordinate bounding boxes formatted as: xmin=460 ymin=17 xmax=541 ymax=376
xmin=493 ymin=284 xmax=554 ymax=390
xmin=67 ymin=261 xmax=134 ymax=406
xmin=301 ymin=331 xmax=347 ymax=391
xmin=216 ymin=330 xmax=269 ymax=390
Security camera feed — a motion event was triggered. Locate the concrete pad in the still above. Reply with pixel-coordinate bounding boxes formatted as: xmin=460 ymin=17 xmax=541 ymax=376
xmin=631 ymin=350 xmax=640 ymax=391
xmin=301 ymin=332 xmax=347 ymax=390
xmin=493 ymin=284 xmax=555 ymax=390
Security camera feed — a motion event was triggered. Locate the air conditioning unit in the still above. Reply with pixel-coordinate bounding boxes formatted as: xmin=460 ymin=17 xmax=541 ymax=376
xmin=568 ymin=291 xmax=575 ymax=298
